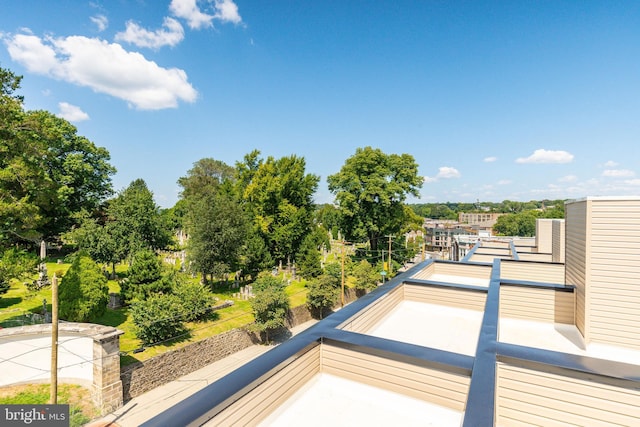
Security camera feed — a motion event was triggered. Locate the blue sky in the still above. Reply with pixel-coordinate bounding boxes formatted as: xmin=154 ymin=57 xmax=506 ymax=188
xmin=2 ymin=1 xmax=640 ymax=208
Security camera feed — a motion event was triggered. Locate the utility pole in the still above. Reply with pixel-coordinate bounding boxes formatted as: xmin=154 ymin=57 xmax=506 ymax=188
xmin=386 ymin=235 xmax=394 ymax=276
xmin=340 ymin=241 xmax=346 ymax=307
xmin=50 ymin=273 xmax=59 ymax=404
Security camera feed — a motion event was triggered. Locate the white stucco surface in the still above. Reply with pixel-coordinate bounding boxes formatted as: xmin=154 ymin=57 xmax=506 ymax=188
xmin=0 ymin=334 xmax=93 ymax=386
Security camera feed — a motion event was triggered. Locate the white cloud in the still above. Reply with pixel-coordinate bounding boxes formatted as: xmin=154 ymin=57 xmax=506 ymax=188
xmin=170 ymin=0 xmax=214 ymax=29
xmin=516 ymin=149 xmax=574 ymax=164
xmin=437 ymin=166 xmax=461 ymax=179
xmin=603 ymin=160 xmax=619 ymax=168
xmin=169 ymin=0 xmax=242 ymax=29
xmin=115 ymin=17 xmax=184 ymax=49
xmin=5 ymin=33 xmax=58 ymax=74
xmin=90 ymin=15 xmax=108 ymax=32
xmin=57 ymin=102 xmax=89 ymax=122
xmin=214 ymin=0 xmax=242 ymax=24
xmin=483 ymin=156 xmax=497 ymax=162
xmin=624 ymin=179 xmax=640 ymax=186
xmin=497 ymin=180 xmax=511 ymax=185
xmin=423 ymin=166 xmax=461 ymax=183
xmin=602 ymin=169 xmax=635 ymax=178
xmin=4 ymin=32 xmax=197 ymax=110
xmin=558 ymin=175 xmax=577 ymax=182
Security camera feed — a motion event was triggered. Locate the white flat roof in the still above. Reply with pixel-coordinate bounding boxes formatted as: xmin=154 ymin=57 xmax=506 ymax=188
xmin=366 ymin=300 xmax=484 ymax=356
xmin=499 ymin=318 xmax=640 ymax=366
xmin=258 ymin=373 xmax=463 ymax=427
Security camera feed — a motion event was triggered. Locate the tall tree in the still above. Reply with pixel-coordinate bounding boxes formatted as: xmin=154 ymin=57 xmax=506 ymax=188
xmin=178 ymin=158 xmax=236 ymax=200
xmin=0 ymin=66 xmax=115 ymax=245
xmin=179 ymin=158 xmax=249 ymax=283
xmin=327 ymin=147 xmax=422 ymax=250
xmin=185 ymin=191 xmax=248 ymax=283
xmin=236 ymin=152 xmax=319 ymax=265
xmin=107 ymin=179 xmax=171 ymax=262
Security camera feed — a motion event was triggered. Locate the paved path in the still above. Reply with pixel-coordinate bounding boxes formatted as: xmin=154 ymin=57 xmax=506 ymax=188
xmin=87 ymin=320 xmax=317 ymax=427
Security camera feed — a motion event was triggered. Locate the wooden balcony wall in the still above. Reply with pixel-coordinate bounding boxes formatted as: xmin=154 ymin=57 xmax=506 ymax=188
xmin=322 ymin=344 xmax=471 ymax=412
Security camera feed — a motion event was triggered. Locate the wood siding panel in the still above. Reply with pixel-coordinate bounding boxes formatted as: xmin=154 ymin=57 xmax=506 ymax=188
xmin=588 ymin=199 xmax=640 ymax=350
xmin=564 ymin=200 xmax=588 ymax=339
xmin=410 ymin=262 xmax=435 ymax=280
xmin=469 ymin=254 xmax=506 ymax=263
xmin=500 ymin=260 xmax=565 ymax=284
xmin=499 ymin=286 xmax=574 ymax=324
xmin=517 ymin=253 xmax=554 ymax=262
xmin=496 ymin=362 xmax=640 ymax=427
xmin=321 ymin=345 xmax=470 ymax=411
xmin=552 ymin=219 xmax=565 ymax=263
xmin=404 ymin=284 xmax=486 ymax=311
xmin=211 ymin=345 xmax=320 ymax=426
xmin=536 ymin=219 xmax=554 ymax=254
xmin=341 ymin=287 xmax=403 ymax=333
xmin=433 ymin=262 xmax=493 ymax=280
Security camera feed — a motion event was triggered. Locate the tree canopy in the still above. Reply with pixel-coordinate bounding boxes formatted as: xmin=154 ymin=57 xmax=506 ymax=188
xmin=327 ymin=147 xmax=422 ymax=250
xmin=236 ymin=151 xmax=319 ymax=265
xmin=0 ymin=67 xmax=115 ymax=244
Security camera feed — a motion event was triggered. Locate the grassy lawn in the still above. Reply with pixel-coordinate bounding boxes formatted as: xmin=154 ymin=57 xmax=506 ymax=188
xmin=0 ymin=384 xmax=98 ymax=427
xmin=1 ymin=259 xmax=312 ymax=366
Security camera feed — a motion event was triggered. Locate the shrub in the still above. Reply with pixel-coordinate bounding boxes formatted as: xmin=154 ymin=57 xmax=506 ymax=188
xmin=0 ymin=249 xmax=37 ymax=295
xmin=306 ymin=274 xmax=339 ymax=319
xmin=120 ymin=249 xmax=169 ymax=303
xmin=173 ymin=279 xmax=217 ymax=321
xmin=130 ymin=293 xmax=187 ymax=345
xmin=251 ymin=275 xmax=289 ymax=342
xmin=59 ymin=254 xmax=109 ymax=322
xmin=352 ymin=260 xmax=380 ymax=291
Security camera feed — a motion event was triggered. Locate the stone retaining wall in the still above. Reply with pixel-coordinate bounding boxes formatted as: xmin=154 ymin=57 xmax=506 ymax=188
xmin=121 ymin=293 xmax=360 ymax=401
xmin=121 ymin=328 xmax=259 ymax=400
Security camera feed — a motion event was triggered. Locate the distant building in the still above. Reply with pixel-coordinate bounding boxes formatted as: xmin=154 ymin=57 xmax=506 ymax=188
xmin=458 ymin=212 xmax=504 ymax=230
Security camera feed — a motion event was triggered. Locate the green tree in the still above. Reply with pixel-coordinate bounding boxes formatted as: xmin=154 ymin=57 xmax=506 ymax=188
xmin=1 ymin=67 xmax=115 ymax=244
xmin=108 ymin=179 xmax=171 ymax=263
xmin=0 ymin=248 xmax=37 ymax=295
xmin=352 ymin=260 xmax=379 ymax=292
xmin=64 ymin=211 xmax=118 ymax=275
xmin=236 ymin=151 xmax=319 ymax=265
xmin=250 ymin=275 xmax=290 ymax=343
xmin=306 ymin=274 xmax=339 ymax=319
xmin=178 ymin=158 xmax=236 ymax=200
xmin=327 ymin=147 xmax=422 ymax=250
xmin=296 ymin=234 xmax=322 ymax=278
xmin=173 ymin=280 xmax=217 ymax=322
xmin=493 ymin=211 xmax=540 ymax=237
xmin=119 ymin=249 xmax=171 ymax=303
xmin=240 ymin=232 xmax=273 ymax=281
xmin=185 ymin=192 xmax=248 ymax=283
xmin=130 ymin=293 xmax=187 ymax=346
xmin=59 ymin=254 xmax=109 ymax=322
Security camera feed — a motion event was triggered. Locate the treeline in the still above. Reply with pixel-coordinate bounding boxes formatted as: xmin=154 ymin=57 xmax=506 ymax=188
xmin=409 ymin=199 xmax=566 ymax=220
